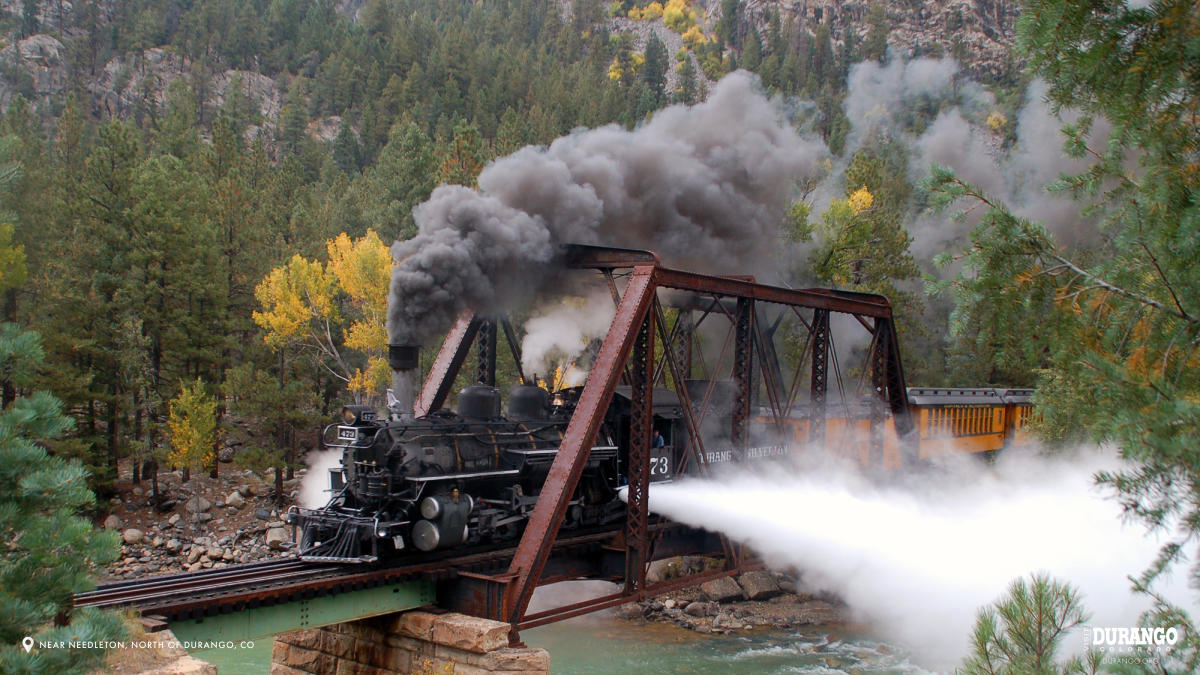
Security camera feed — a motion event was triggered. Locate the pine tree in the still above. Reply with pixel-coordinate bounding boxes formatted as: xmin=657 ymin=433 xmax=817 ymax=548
xmin=332 ymin=119 xmax=362 ymax=175
xmin=741 ymin=29 xmax=762 ymax=72
xmin=961 ymin=574 xmax=1097 ymax=675
xmin=642 ymin=33 xmax=668 ymax=108
xmin=437 ymin=120 xmax=487 ymax=187
xmin=0 ymin=325 xmax=125 ymax=674
xmin=927 ymin=0 xmax=1200 ymax=664
xmin=862 ymin=2 xmax=889 ymax=63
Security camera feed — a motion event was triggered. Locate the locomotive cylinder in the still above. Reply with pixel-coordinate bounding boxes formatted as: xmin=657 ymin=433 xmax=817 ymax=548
xmin=412 ymin=493 xmax=472 ymax=551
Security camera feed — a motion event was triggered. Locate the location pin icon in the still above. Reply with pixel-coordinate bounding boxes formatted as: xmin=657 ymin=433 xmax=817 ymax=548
xmin=21 ymin=637 xmax=32 ymax=653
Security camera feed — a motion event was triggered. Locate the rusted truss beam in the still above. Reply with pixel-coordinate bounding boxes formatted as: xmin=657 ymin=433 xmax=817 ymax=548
xmin=415 ymin=313 xmax=479 ymax=416
xmin=624 ymin=313 xmax=654 ymax=594
xmin=654 ymin=267 xmax=894 ymax=318
xmin=502 ymin=266 xmax=658 ymax=630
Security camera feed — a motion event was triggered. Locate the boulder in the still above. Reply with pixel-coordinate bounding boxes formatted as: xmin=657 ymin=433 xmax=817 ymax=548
xmin=184 ymin=496 xmax=212 ymax=513
xmin=684 ymin=601 xmax=715 ymax=617
xmin=186 ymin=547 xmax=203 ymax=564
xmin=121 ymin=528 xmax=144 ymax=545
xmin=103 ymin=514 xmax=122 ymax=530
xmin=700 ymin=576 xmax=744 ymax=603
xmin=254 ymin=508 xmax=272 ymax=521
xmin=738 ymin=570 xmax=783 ymax=601
xmin=225 ymin=491 xmax=245 ymax=509
xmin=265 ymin=527 xmax=290 ymax=550
xmin=428 ymin=613 xmax=510 ymax=654
xmin=168 ymin=513 xmax=181 ymax=526
xmin=165 ymin=539 xmax=182 ymax=553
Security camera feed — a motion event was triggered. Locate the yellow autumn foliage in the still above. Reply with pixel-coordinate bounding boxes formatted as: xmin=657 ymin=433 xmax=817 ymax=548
xmin=253 ymin=254 xmax=339 ymax=349
xmin=986 ymin=111 xmax=1008 ymax=134
xmin=608 ymin=57 xmax=623 ymax=81
xmin=254 ymin=231 xmax=393 ymax=398
xmin=848 ymin=186 xmax=874 ymax=215
xmin=167 ymin=378 xmax=217 ymax=473
xmin=681 ymin=25 xmax=707 ymax=46
xmin=663 ymin=0 xmax=696 ymax=32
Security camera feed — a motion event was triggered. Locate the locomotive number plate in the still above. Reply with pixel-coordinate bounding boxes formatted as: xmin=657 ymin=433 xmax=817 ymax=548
xmin=649 ymin=446 xmax=673 ymax=482
xmin=337 ymin=426 xmax=359 ymax=441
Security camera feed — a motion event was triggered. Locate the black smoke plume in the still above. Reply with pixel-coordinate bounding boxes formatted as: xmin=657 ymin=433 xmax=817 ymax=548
xmin=387 ymin=71 xmax=825 ymax=345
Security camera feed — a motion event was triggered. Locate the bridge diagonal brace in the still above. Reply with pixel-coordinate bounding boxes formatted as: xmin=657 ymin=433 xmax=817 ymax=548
xmin=503 ymin=266 xmax=657 ymax=635
xmin=416 ymin=312 xmax=479 ymax=417
xmin=810 ymin=309 xmax=830 ymax=444
xmin=625 ymin=312 xmax=654 ymax=593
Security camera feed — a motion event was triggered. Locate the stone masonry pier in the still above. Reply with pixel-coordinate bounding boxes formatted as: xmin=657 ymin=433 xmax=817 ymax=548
xmin=270 ymin=610 xmax=550 ymax=674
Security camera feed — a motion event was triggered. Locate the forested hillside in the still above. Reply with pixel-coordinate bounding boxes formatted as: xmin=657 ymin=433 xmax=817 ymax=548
xmin=1 ymin=0 xmax=1198 ymax=671
xmin=0 ymin=0 xmax=1019 ymax=496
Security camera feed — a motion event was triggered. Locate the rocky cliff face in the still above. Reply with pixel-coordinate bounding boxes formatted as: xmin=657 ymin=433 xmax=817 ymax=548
xmin=714 ymin=0 xmax=1017 ymax=79
xmin=0 ymin=0 xmax=1017 ymax=142
xmin=0 ymin=35 xmax=285 ymax=134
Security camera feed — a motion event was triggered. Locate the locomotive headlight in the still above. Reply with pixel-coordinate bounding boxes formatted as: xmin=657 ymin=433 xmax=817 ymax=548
xmin=341 ymin=405 xmax=377 ymax=425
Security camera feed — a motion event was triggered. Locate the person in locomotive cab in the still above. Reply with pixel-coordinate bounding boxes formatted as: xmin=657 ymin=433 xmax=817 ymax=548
xmin=653 ymin=429 xmax=666 ymax=448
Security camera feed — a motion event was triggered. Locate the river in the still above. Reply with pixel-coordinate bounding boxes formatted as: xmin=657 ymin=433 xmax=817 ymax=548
xmin=194 ymin=614 xmax=929 ymax=673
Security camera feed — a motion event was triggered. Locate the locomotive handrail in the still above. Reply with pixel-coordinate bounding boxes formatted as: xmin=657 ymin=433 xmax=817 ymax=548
xmin=321 ymin=423 xmax=387 ymax=449
xmin=406 ymin=469 xmax=522 ymax=482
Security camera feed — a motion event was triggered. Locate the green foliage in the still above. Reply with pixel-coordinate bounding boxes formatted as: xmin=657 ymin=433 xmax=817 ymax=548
xmin=798 ymin=141 xmax=925 ymax=374
xmin=438 ymin=120 xmax=487 ymax=187
xmin=0 ymin=222 xmax=25 ymax=294
xmin=961 ymin=574 xmax=1095 ymax=675
xmin=642 ymin=33 xmax=668 ymax=108
xmin=926 ymin=0 xmax=1200 ymax=663
xmin=0 ymin=327 xmax=125 ymax=674
xmin=862 ymin=2 xmax=889 ymax=63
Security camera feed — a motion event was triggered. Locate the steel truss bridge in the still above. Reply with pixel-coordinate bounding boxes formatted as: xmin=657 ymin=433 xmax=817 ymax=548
xmin=74 ymin=244 xmax=913 ymax=647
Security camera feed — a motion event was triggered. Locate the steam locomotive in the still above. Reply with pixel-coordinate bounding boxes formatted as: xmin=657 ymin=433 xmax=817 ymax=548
xmin=286 ymin=380 xmax=684 ymax=563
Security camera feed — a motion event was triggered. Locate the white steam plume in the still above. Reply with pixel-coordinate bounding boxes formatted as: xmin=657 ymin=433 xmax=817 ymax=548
xmin=298 ymin=448 xmax=341 ymax=509
xmin=642 ymin=449 xmax=1197 ymax=668
xmin=388 ymin=71 xmax=826 ymax=345
xmin=521 ymin=292 xmax=616 ymax=384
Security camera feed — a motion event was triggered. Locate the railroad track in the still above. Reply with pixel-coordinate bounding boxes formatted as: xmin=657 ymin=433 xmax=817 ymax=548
xmin=74 ymin=559 xmax=342 ymax=611
xmin=71 ymin=525 xmax=635 ymax=621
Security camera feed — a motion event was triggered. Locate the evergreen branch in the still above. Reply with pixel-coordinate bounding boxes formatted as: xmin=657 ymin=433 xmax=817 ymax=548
xmin=1040 ymin=250 xmax=1196 ymax=325
xmin=1139 ymin=241 xmax=1191 ymax=321
xmin=939 ymin=175 xmax=1198 ymax=326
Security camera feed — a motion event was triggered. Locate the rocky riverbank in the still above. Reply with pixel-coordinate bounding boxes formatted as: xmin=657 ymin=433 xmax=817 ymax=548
xmin=617 ymin=564 xmax=854 ymax=636
xmin=99 ymin=466 xmax=305 ymax=580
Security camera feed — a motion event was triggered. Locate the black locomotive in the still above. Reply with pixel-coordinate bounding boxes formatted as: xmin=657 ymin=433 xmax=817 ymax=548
xmin=287 ymin=379 xmax=685 ymax=563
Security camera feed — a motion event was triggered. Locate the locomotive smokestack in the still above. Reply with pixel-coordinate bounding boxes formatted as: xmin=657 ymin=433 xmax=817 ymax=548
xmin=388 ymin=344 xmax=420 ymax=420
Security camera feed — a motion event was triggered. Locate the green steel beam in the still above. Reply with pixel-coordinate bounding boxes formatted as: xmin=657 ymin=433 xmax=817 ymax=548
xmin=168 ymin=580 xmax=435 ymax=645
